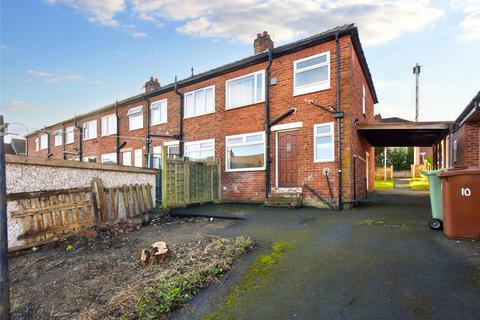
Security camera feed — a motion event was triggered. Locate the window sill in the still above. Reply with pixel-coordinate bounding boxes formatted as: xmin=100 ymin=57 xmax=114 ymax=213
xmin=184 ymin=111 xmax=216 ymax=120
xmin=226 ymin=167 xmax=265 ymax=173
xmin=128 ymin=127 xmax=144 ymax=132
xmin=83 ymin=137 xmax=97 ymax=141
xmin=226 ymin=100 xmax=264 ymax=111
xmin=314 ymin=159 xmax=335 ymax=163
xmin=65 ymin=142 xmax=74 ymax=145
xmin=150 ymin=121 xmax=168 ymax=126
xmin=293 ymin=84 xmax=330 ymax=97
xmin=101 ymin=133 xmax=117 ymax=137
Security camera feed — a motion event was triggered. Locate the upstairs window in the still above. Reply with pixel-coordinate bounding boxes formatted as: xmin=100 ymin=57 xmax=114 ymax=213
xmin=54 ymin=130 xmax=63 ymax=146
xmin=128 ymin=106 xmax=143 ymax=131
xmin=101 ymin=114 xmax=117 ymax=136
xmin=226 ymin=71 xmax=264 ymax=109
xmin=314 ymin=122 xmax=334 ymax=162
xmin=65 ymin=126 xmax=74 ymax=144
xmin=362 ymin=84 xmax=366 ymax=115
xmin=294 ymin=52 xmax=330 ymax=96
xmin=185 ymin=139 xmax=215 ymax=160
xmin=151 ymin=99 xmax=168 ymax=125
xmin=226 ymin=132 xmax=265 ymax=171
xmin=185 ymin=86 xmax=215 ymax=118
xmin=83 ymin=120 xmax=97 ymax=140
xmin=40 ymin=134 xmax=48 ymax=150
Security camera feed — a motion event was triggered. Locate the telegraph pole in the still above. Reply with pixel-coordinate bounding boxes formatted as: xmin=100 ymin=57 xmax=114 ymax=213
xmin=413 ymin=63 xmax=421 ymax=122
xmin=0 ymin=115 xmax=10 ymax=320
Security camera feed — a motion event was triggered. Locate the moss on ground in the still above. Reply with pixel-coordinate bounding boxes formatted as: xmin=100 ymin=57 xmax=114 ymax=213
xmin=204 ymin=241 xmax=292 ymax=320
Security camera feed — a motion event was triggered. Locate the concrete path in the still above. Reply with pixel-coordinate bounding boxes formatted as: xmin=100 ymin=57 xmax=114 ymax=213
xmin=171 ymin=189 xmax=480 ymax=320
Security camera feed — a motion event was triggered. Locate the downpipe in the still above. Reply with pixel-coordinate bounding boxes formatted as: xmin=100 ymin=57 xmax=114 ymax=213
xmin=335 ymin=32 xmax=344 ymax=211
xmin=264 ymin=49 xmax=273 ymax=198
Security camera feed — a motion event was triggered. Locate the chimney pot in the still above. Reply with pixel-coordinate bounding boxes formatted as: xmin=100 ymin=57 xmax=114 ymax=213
xmin=253 ymin=31 xmax=274 ymax=54
xmin=144 ymin=76 xmax=160 ymax=93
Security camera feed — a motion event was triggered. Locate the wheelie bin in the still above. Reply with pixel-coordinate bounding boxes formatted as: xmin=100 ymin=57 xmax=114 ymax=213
xmin=438 ymin=168 xmax=480 ymax=240
xmin=423 ymin=169 xmax=446 ymax=230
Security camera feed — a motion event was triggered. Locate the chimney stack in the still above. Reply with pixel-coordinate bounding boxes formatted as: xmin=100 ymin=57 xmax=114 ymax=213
xmin=254 ymin=31 xmax=274 ymax=54
xmin=144 ymin=76 xmax=160 ymax=93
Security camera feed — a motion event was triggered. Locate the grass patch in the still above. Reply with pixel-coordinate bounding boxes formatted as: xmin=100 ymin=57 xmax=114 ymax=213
xmin=374 ymin=179 xmax=393 ymax=189
xmin=409 ymin=177 xmax=430 ymax=191
xmin=131 ymin=237 xmax=254 ymax=320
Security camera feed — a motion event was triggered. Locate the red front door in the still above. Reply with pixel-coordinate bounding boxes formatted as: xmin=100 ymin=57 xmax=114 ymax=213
xmin=278 ymin=130 xmax=299 ymax=187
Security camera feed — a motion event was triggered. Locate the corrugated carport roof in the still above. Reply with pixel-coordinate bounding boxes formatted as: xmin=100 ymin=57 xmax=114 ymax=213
xmin=357 ymin=122 xmax=452 ymax=147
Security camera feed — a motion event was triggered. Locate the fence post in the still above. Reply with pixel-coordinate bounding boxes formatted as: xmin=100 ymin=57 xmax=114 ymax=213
xmin=161 ymin=146 xmax=168 ymax=209
xmin=217 ymin=159 xmax=222 ymax=202
xmin=390 ymin=165 xmax=393 ymax=179
xmin=184 ymin=157 xmax=190 ymax=205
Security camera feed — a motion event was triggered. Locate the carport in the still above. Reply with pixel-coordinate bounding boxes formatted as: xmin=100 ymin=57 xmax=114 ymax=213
xmin=357 ymin=121 xmax=453 ymax=169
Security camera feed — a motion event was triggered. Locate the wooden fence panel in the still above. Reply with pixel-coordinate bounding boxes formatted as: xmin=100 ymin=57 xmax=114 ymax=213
xmin=162 ymin=147 xmax=221 ymax=208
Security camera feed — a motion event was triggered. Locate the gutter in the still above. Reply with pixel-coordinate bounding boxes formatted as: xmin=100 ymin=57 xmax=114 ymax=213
xmin=335 ymin=32 xmax=344 ymax=211
xmin=265 ymin=49 xmax=273 ymax=198
xmin=174 ymin=76 xmax=184 ymax=157
xmin=74 ymin=115 xmax=83 ymax=161
xmin=115 ymin=101 xmax=121 ymax=164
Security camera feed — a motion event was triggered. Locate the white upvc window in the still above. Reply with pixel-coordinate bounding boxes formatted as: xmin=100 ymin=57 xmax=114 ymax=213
xmin=54 ymin=130 xmax=63 ymax=146
xmin=101 ymin=153 xmax=117 ymax=165
xmin=40 ymin=134 xmax=48 ymax=150
xmin=185 ymin=139 xmax=215 ymax=160
xmin=128 ymin=106 xmax=144 ymax=131
xmin=226 ymin=132 xmax=265 ymax=172
xmin=226 ymin=70 xmax=265 ymax=109
xmin=453 ymin=139 xmax=458 ymax=163
xmin=101 ymin=114 xmax=117 ymax=136
xmin=314 ymin=122 xmax=335 ymax=162
xmin=83 ymin=156 xmax=96 ymax=163
xmin=184 ymin=85 xmax=215 ymax=118
xmin=35 ymin=138 xmax=40 ymax=151
xmin=362 ymin=84 xmax=366 ymax=115
xmin=83 ymin=120 xmax=97 ymax=140
xmin=150 ymin=99 xmax=168 ymax=125
xmin=152 ymin=146 xmax=162 ymax=169
xmin=134 ymin=149 xmax=143 ymax=167
xmin=65 ymin=126 xmax=74 ymax=144
xmin=294 ymin=51 xmax=330 ymax=96
xmin=122 ymin=151 xmax=132 ymax=166
xmin=165 ymin=140 xmax=180 ymax=158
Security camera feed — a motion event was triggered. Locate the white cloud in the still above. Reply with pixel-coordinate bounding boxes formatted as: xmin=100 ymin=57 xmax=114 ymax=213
xmin=26 ymin=69 xmax=84 ymax=83
xmin=26 ymin=70 xmax=53 ymax=77
xmin=44 ymin=0 xmax=125 ymax=27
xmin=1 ymin=100 xmax=42 ymax=112
xmin=88 ymin=79 xmax=104 ymax=85
xmin=1 ymin=44 xmax=6 ymax=49
xmin=451 ymin=0 xmax=480 ymax=40
xmin=130 ymin=31 xmax=148 ymax=38
xmin=131 ymin=0 xmax=444 ymax=46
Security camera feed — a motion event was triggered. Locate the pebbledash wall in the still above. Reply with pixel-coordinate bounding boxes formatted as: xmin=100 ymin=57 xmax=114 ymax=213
xmin=25 ymin=24 xmax=377 ymax=208
xmin=6 ymin=155 xmax=157 ymax=248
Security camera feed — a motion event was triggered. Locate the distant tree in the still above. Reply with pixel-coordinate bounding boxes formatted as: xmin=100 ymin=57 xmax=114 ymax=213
xmin=374 ymin=147 xmax=413 ymax=170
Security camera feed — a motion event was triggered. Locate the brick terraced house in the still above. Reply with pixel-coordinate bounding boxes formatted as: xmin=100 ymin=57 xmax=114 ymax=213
xmin=453 ymin=91 xmax=480 ymax=168
xmin=25 ymin=24 xmax=377 ymax=209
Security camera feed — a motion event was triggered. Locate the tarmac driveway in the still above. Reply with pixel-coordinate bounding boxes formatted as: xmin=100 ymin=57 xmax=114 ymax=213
xmin=171 ymin=189 xmax=480 ymax=320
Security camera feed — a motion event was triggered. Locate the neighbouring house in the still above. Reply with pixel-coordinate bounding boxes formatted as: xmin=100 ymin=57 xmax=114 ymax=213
xmin=5 ymin=138 xmax=26 ymax=156
xmin=25 ymin=24 xmax=377 ymax=209
xmin=453 ymin=91 xmax=480 ymax=168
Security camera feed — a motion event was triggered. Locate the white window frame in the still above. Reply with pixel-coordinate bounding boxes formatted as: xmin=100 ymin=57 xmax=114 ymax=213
xmin=40 ymin=134 xmax=48 ymax=150
xmin=152 ymin=146 xmax=162 ymax=169
xmin=314 ymin=122 xmax=335 ymax=163
xmin=150 ymin=99 xmax=168 ymax=125
xmin=128 ymin=106 xmax=144 ymax=131
xmin=82 ymin=120 xmax=97 ymax=141
xmin=101 ymin=113 xmax=117 ymax=136
xmin=226 ymin=70 xmax=265 ymax=110
xmin=35 ymin=138 xmax=40 ymax=151
xmin=225 ymin=131 xmax=266 ymax=172
xmin=293 ymin=51 xmax=330 ymax=96
xmin=164 ymin=140 xmax=180 ymax=157
xmin=134 ymin=149 xmax=143 ymax=167
xmin=184 ymin=85 xmax=215 ymax=118
xmin=101 ymin=153 xmax=117 ymax=165
xmin=83 ymin=156 xmax=97 ymax=163
xmin=54 ymin=130 xmax=63 ymax=147
xmin=122 ymin=150 xmax=132 ymax=166
xmin=65 ymin=126 xmax=74 ymax=144
xmin=362 ymin=84 xmax=366 ymax=115
xmin=453 ymin=139 xmax=458 ymax=163
xmin=184 ymin=138 xmax=215 ymax=160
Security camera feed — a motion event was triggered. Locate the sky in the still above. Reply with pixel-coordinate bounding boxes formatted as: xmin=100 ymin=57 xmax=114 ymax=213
xmin=1 ymin=0 xmax=479 ymax=140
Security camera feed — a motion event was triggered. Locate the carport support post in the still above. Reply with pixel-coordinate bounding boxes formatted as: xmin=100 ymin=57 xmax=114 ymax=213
xmin=0 ymin=115 xmax=10 ymax=320
xmin=384 ymin=147 xmax=388 ymax=182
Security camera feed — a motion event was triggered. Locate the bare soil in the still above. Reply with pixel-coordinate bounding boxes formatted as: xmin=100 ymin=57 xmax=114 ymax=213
xmin=9 ymin=215 xmax=247 ymax=319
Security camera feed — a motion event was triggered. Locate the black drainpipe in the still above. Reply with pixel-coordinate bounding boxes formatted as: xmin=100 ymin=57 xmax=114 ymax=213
xmin=145 ymin=98 xmax=151 ymax=167
xmin=335 ymin=32 xmax=344 ymax=211
xmin=264 ymin=49 xmax=273 ymax=198
xmin=62 ymin=123 xmax=66 ymax=160
xmin=115 ymin=101 xmax=120 ymax=164
xmin=174 ymin=76 xmax=184 ymax=157
xmin=74 ymin=115 xmax=83 ymax=161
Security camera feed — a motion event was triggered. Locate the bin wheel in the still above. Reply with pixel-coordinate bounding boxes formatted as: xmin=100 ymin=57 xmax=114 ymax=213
xmin=429 ymin=218 xmax=443 ymax=230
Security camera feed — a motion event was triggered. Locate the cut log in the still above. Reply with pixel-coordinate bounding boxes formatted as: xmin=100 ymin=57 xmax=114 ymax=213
xmin=140 ymin=249 xmax=151 ymax=264
xmin=151 ymin=241 xmax=170 ymax=263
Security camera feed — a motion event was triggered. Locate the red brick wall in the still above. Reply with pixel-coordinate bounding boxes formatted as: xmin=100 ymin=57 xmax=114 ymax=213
xmin=26 ymin=34 xmax=375 ymax=206
xmin=455 ymin=121 xmax=480 ymax=167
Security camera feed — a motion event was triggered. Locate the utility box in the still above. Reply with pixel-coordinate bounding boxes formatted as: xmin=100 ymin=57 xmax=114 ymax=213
xmin=438 ymin=168 xmax=480 ymax=240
